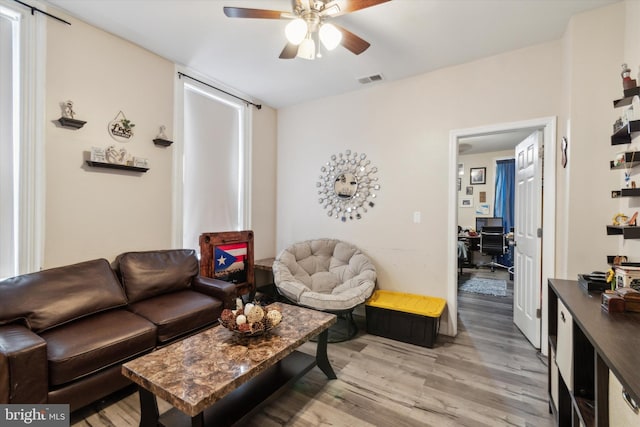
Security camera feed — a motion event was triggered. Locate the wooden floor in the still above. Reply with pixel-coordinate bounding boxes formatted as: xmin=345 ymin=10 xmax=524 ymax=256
xmin=71 ymin=268 xmax=552 ymax=427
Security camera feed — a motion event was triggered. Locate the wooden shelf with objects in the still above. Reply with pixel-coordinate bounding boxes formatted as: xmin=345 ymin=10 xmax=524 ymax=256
xmin=611 ymin=120 xmax=640 ymax=145
xmin=609 ymin=83 xmax=640 ymax=240
xmin=612 ymin=87 xmax=640 ymax=144
xmin=609 ymin=151 xmax=640 ymax=169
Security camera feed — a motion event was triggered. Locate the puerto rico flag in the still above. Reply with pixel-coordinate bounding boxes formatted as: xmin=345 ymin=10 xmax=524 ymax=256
xmin=214 ymin=243 xmax=247 ymax=274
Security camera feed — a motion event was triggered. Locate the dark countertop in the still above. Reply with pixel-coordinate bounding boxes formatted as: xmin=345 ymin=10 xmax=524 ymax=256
xmin=549 ymin=279 xmax=640 ymax=403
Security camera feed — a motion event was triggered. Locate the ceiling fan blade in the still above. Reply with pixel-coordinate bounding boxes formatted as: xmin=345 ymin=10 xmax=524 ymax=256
xmin=323 ymin=0 xmax=391 ymax=16
xmin=335 ymin=25 xmax=370 ymax=55
xmin=223 ymin=7 xmax=286 ymax=19
xmin=279 ymin=43 xmax=298 ymax=59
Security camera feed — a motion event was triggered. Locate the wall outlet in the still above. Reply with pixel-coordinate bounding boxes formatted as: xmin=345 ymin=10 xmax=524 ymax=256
xmin=413 ymin=211 xmax=421 ymax=223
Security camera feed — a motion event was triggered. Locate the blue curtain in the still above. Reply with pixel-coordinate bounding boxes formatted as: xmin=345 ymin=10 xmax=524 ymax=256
xmin=494 ymin=159 xmax=515 ymax=267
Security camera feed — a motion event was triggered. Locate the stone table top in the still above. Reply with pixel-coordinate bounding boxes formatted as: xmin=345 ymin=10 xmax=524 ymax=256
xmin=121 ymin=302 xmax=336 ymax=417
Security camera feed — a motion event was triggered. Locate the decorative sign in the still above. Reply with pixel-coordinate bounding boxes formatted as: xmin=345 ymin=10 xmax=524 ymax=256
xmin=108 ymin=111 xmax=135 ymax=142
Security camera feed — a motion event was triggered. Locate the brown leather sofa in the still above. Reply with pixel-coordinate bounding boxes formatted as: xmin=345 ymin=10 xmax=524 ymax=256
xmin=0 ymin=249 xmax=236 ymax=412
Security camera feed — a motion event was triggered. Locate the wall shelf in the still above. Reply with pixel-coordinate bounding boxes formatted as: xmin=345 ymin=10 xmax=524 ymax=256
xmin=611 ymin=120 xmax=640 ymax=145
xmin=610 ymin=151 xmax=640 ymax=169
xmin=57 ymin=117 xmax=87 ymax=129
xmin=153 ymin=138 xmax=173 ymax=147
xmin=621 ymin=188 xmax=640 ymax=197
xmin=85 ymin=160 xmax=149 ymax=173
xmin=613 ymin=87 xmax=640 ymax=108
xmin=606 ymin=225 xmax=640 ymax=239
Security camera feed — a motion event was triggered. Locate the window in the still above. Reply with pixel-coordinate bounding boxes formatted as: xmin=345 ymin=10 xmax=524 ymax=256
xmin=175 ymin=77 xmax=251 ymax=250
xmin=0 ymin=1 xmax=44 ymax=278
xmin=0 ymin=6 xmax=17 ymax=278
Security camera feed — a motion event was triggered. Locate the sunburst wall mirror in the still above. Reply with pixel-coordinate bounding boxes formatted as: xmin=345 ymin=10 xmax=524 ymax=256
xmin=316 ymin=149 xmax=380 ymax=222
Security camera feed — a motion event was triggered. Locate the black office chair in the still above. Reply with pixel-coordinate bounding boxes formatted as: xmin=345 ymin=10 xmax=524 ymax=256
xmin=479 ymin=226 xmax=508 ymax=272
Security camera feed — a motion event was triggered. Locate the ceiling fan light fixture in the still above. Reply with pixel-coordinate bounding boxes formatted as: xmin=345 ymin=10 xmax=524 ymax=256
xmin=319 ymin=23 xmax=342 ymax=51
xmin=297 ymin=37 xmax=316 ymax=60
xmin=285 ymin=18 xmax=307 ymax=45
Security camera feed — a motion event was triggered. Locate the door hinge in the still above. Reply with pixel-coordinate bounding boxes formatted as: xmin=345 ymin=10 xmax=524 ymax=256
xmin=536 ymin=308 xmax=542 ymax=319
xmin=537 ymin=228 xmax=542 ymax=238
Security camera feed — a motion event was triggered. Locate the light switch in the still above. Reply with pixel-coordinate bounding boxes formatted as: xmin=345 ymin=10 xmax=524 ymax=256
xmin=413 ymin=211 xmax=421 ymax=223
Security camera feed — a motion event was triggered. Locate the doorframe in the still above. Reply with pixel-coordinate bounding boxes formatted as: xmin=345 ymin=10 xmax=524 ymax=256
xmin=448 ymin=116 xmax=556 ymax=356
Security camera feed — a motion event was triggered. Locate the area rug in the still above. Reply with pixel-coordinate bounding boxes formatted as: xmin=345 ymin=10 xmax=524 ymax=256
xmin=459 ymin=277 xmax=507 ymax=297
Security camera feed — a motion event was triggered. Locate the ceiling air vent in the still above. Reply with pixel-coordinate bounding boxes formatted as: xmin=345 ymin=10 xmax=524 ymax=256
xmin=357 ymin=74 xmax=384 ymax=84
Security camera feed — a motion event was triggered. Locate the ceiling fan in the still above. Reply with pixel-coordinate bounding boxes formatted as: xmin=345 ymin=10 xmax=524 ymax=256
xmin=223 ymin=0 xmax=391 ymax=60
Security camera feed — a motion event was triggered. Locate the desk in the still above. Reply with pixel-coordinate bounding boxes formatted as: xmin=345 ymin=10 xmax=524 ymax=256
xmin=458 ymin=235 xmax=480 ymax=269
xmin=253 ymin=258 xmax=277 ymax=302
xmin=255 ymin=257 xmax=275 ymax=273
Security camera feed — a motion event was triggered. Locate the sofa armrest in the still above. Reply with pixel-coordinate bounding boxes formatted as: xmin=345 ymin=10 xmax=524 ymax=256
xmin=0 ymin=324 xmax=48 ymax=404
xmin=192 ymin=276 xmax=237 ymax=308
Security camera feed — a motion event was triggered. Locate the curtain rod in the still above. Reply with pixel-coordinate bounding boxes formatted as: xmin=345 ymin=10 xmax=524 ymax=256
xmin=12 ymin=0 xmax=71 ymax=25
xmin=178 ymin=72 xmax=262 ymax=110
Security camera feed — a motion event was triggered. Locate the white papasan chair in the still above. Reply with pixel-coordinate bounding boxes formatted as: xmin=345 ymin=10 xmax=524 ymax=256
xmin=273 ymin=238 xmax=376 ymax=342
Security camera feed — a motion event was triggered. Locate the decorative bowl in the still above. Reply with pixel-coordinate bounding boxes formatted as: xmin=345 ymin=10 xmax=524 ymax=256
xmin=219 ymin=317 xmax=278 ymax=337
xmin=218 ymin=304 xmax=283 ymax=337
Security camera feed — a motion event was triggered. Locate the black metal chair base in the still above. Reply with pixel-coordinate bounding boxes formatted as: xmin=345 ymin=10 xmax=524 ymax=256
xmin=310 ymin=309 xmax=358 ymax=343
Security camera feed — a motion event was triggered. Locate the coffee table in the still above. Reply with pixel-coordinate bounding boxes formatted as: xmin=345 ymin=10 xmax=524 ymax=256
xmin=122 ymin=303 xmax=337 ymax=427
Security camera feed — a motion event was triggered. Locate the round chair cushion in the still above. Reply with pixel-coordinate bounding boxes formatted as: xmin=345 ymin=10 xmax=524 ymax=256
xmin=273 ymin=239 xmax=376 ymax=311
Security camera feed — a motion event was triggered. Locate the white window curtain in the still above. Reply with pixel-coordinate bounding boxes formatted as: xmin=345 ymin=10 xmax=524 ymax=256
xmin=0 ymin=7 xmax=17 ymax=278
xmin=0 ymin=1 xmax=45 ymax=278
xmin=180 ymin=81 xmax=250 ymax=250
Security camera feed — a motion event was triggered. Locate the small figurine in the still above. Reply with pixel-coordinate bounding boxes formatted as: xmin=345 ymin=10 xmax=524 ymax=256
xmin=613 ymin=213 xmax=629 ymax=226
xmin=61 ymin=100 xmax=75 ymax=119
xmin=622 ymin=63 xmax=637 ymax=90
xmin=629 ymin=211 xmax=639 ymax=227
xmin=157 ymin=125 xmax=168 ymax=140
xmin=105 ymin=145 xmax=128 ymax=164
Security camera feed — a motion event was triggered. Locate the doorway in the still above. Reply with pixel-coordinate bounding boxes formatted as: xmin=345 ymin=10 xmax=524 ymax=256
xmin=447 ymin=117 xmax=557 ymax=356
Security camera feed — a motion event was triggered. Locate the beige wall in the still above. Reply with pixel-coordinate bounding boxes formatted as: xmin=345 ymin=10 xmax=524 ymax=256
xmin=277 ymin=41 xmax=563 ymax=335
xmin=44 ymin=11 xmax=278 ymax=267
xmin=45 ymin=14 xmax=175 ymax=267
xmin=251 ymin=106 xmax=278 ymax=260
xmin=619 ymin=0 xmax=640 ymax=266
xmin=457 ymin=149 xmax=514 ymax=229
xmin=563 ymin=2 xmax=626 ymax=278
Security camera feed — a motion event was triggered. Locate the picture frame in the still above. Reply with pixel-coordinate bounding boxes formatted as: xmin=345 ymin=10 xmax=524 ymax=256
xmin=199 ymin=230 xmax=254 ymax=296
xmin=459 ymin=198 xmax=473 ymax=208
xmin=466 ymin=186 xmax=473 ymax=195
xmin=470 ymin=167 xmax=486 ymax=185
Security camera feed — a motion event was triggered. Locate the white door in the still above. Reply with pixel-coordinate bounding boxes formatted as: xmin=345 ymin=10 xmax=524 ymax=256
xmin=513 ymin=130 xmax=543 ymax=348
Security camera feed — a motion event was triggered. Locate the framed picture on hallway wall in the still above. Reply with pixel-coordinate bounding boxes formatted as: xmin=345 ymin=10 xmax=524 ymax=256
xmin=470 ymin=167 xmax=486 ymax=185
xmin=459 ymin=198 xmax=473 ymax=208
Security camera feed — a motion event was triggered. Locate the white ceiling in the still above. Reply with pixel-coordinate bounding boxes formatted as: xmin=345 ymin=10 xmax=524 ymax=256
xmin=44 ymin=0 xmax=619 ymax=109
xmin=458 ymin=129 xmax=535 ymax=155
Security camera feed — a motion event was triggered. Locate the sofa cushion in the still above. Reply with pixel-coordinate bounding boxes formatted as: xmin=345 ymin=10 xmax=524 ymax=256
xmin=40 ymin=309 xmax=156 ymax=387
xmin=127 ymin=290 xmax=221 ymax=344
xmin=115 ymin=249 xmax=199 ymax=303
xmin=0 ymin=259 xmax=128 ymax=333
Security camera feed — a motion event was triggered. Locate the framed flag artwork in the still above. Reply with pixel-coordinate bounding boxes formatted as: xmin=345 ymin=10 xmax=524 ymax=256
xmin=199 ymin=230 xmax=254 ymax=296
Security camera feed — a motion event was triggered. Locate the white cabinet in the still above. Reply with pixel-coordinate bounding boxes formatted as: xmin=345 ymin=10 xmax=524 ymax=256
xmin=610 ymin=371 xmax=640 ymax=426
xmin=550 ymin=346 xmax=559 ymax=408
xmin=556 ymin=299 xmax=573 ymax=391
